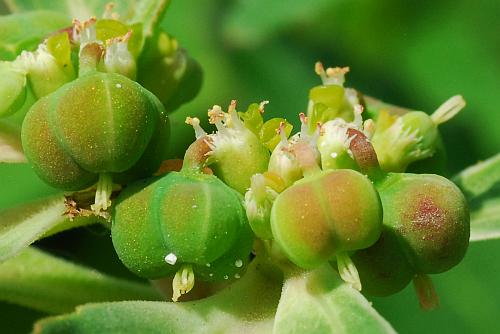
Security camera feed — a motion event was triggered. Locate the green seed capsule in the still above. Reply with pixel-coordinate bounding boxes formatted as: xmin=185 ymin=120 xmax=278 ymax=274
xmin=112 ymin=173 xmax=250 ymax=278
xmin=112 ymin=138 xmax=253 ymax=300
xmin=22 ymin=69 xmax=169 ymax=205
xmin=377 ymin=173 xmax=469 ymax=274
xmin=271 ymin=169 xmax=382 ymax=269
xmin=352 ymin=226 xmax=414 ymax=297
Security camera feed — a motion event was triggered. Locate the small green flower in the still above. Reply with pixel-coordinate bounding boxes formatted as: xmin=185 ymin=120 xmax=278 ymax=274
xmin=14 ymin=30 xmax=75 ymax=99
xmin=371 ymin=95 xmax=466 ymax=172
xmin=244 ymin=172 xmax=283 ymax=240
xmin=268 ymin=113 xmax=320 ymax=187
xmin=307 ymin=62 xmax=359 ymax=131
xmin=186 ymin=100 xmax=270 ymax=194
xmin=317 ymin=104 xmax=376 ymax=171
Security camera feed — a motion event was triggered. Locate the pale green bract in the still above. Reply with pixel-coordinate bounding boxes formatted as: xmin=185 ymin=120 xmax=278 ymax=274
xmin=453 ymin=153 xmax=500 ymax=241
xmin=0 ymin=247 xmax=161 ymax=314
xmin=0 ymin=121 xmax=26 ymax=163
xmin=273 ymin=264 xmax=396 ymax=334
xmin=0 ymin=194 xmax=97 ymax=263
xmin=34 ymin=257 xmax=283 ymax=333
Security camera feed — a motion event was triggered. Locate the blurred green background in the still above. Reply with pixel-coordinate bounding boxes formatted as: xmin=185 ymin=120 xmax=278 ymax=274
xmin=1 ymin=0 xmax=499 ymax=333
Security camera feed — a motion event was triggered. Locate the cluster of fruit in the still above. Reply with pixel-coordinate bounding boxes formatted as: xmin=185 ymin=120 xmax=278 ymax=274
xmin=2 ymin=13 xmax=469 ymax=306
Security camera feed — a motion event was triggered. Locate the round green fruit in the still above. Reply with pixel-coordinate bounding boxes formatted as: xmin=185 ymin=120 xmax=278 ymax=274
xmin=112 ymin=170 xmax=253 ymax=281
xmin=377 ymin=173 xmax=469 ymax=274
xmin=271 ymin=169 xmax=382 ymax=269
xmin=21 ymin=71 xmax=169 ymax=190
xmin=352 ymin=226 xmax=414 ymax=296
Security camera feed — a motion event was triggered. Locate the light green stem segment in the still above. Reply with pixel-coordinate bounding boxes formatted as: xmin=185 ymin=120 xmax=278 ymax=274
xmin=91 ymin=173 xmax=113 ymax=214
xmin=336 ymin=252 xmax=362 ymax=291
xmin=172 ymin=264 xmax=195 ymax=302
xmin=413 ymin=274 xmax=439 ymax=311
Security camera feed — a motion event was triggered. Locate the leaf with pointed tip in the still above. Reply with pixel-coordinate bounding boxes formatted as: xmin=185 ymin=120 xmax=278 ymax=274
xmin=0 ymin=10 xmax=69 ymax=60
xmin=453 ymin=154 xmax=500 ymax=241
xmin=0 ymin=121 xmax=26 ymax=163
xmin=0 ymin=247 xmax=161 ymax=314
xmin=0 ymin=194 xmax=97 ymax=262
xmin=273 ymin=264 xmax=396 ymax=334
xmin=34 ymin=257 xmax=283 ymax=333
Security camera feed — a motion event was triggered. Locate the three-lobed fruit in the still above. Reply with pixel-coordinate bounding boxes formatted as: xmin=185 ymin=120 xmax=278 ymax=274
xmin=271 ymin=169 xmax=382 ymax=269
xmin=112 ymin=164 xmax=253 ymax=281
xmin=21 ymin=71 xmax=169 ymax=190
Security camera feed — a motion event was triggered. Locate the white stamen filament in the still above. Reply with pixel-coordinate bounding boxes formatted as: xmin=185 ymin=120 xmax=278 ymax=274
xmin=337 ymin=252 xmax=362 ymax=291
xmin=185 ymin=117 xmax=207 ymax=139
xmin=172 ymin=264 xmax=195 ymax=302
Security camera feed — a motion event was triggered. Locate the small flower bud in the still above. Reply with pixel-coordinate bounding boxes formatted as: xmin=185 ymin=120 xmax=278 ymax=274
xmin=307 ymin=62 xmax=359 ymax=131
xmin=371 ymin=96 xmax=466 ymax=172
xmin=186 ymin=100 xmax=270 ymax=194
xmin=268 ymin=114 xmax=320 ymax=187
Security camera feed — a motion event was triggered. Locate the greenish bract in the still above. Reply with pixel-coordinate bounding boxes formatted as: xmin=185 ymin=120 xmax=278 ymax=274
xmin=0 ymin=61 xmax=27 ymax=117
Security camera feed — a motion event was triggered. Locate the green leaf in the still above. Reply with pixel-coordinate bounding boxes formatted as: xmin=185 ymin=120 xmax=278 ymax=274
xmin=4 ymin=0 xmax=129 ymax=21
xmin=453 ymin=153 xmax=500 ymax=200
xmin=453 ymin=154 xmax=500 ymax=242
xmin=469 ymin=195 xmax=500 ymax=242
xmin=273 ymin=264 xmax=396 ymax=334
xmin=0 ymin=194 xmax=97 ymax=262
xmin=34 ymin=257 xmax=283 ymax=333
xmin=0 ymin=247 xmax=161 ymax=314
xmin=222 ymin=0 xmax=335 ymax=47
xmin=0 ymin=10 xmax=69 ymax=60
xmin=0 ymin=121 xmax=26 ymax=163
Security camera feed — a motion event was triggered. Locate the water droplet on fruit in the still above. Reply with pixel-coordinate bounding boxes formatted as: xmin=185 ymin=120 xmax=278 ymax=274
xmin=164 ymin=253 xmax=177 ymax=265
